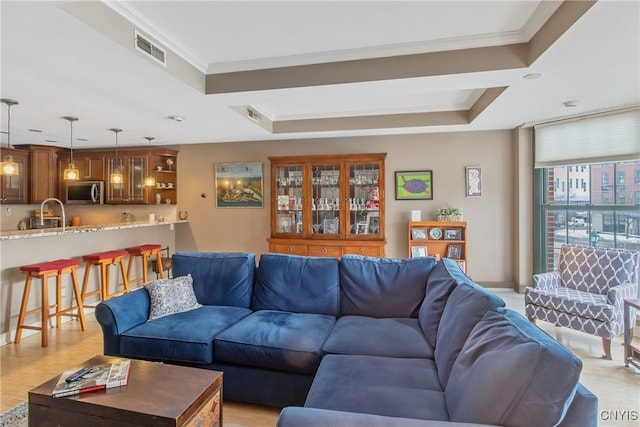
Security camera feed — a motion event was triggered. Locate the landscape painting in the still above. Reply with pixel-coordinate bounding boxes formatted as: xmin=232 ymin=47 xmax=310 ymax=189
xmin=215 ymin=162 xmax=264 ymax=208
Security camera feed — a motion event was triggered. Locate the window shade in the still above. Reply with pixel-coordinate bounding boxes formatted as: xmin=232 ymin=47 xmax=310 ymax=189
xmin=534 ymin=108 xmax=640 ymax=168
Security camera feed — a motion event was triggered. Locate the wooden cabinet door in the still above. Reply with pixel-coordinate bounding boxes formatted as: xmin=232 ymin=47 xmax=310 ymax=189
xmin=30 ymin=146 xmax=59 ymax=203
xmin=75 ymin=156 xmax=104 ymax=180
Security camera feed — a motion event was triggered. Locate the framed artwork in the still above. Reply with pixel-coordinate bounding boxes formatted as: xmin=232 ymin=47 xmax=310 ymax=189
xmin=395 ymin=170 xmax=433 ymax=200
xmin=411 ymin=246 xmax=428 ymax=258
xmin=366 ymin=212 xmax=380 ymax=235
xmin=356 ymin=222 xmax=368 ymax=235
xmin=323 ymin=218 xmax=339 ymax=234
xmin=277 ymin=214 xmax=295 ymax=233
xmin=444 ymin=228 xmax=462 ymax=240
xmin=411 ymin=228 xmax=428 ymax=240
xmin=447 ymin=243 xmax=463 ymax=259
xmin=465 ymin=166 xmax=482 ymax=197
xmin=215 ymin=162 xmax=264 ymax=208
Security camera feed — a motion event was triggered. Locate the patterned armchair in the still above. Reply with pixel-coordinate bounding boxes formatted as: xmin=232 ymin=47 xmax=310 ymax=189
xmin=525 ymin=244 xmax=639 ymax=360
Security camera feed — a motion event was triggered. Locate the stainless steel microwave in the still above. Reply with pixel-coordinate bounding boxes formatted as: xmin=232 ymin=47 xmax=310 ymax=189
xmin=64 ymin=180 xmax=104 ymax=205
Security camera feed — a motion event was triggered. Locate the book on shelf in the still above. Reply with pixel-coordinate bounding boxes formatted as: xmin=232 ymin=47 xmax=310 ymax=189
xmin=52 ymin=359 xmax=131 ymax=398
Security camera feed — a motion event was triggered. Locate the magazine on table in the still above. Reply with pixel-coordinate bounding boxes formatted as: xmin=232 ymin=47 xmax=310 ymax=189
xmin=52 ymin=359 xmax=131 ymax=398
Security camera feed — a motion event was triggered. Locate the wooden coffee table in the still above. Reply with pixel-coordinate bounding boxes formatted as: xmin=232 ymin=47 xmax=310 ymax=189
xmin=28 ymin=355 xmax=222 ymax=426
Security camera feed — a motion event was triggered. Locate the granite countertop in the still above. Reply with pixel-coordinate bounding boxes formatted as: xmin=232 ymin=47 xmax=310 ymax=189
xmin=0 ymin=220 xmax=188 ymax=241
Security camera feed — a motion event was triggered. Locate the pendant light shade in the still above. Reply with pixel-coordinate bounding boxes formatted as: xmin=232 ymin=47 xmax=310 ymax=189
xmin=0 ymin=98 xmax=19 ymax=176
xmin=63 ymin=116 xmax=79 ymax=180
xmin=143 ymin=136 xmax=156 ymax=187
xmin=109 ymin=128 xmax=123 ymax=184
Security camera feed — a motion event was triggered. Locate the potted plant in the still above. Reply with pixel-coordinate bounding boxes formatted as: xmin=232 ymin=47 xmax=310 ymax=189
xmin=437 ymin=204 xmax=463 ymax=221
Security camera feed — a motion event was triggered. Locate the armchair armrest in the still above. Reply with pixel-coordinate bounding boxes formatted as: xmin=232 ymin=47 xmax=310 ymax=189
xmin=607 ymin=282 xmax=638 ymax=306
xmin=95 ymin=288 xmax=150 ymax=355
xmin=532 ymin=271 xmax=561 ymax=290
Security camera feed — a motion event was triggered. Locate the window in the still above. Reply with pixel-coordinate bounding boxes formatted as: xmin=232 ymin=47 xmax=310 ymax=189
xmin=635 ymin=170 xmax=640 ymax=184
xmin=538 ymin=161 xmax=640 ymax=271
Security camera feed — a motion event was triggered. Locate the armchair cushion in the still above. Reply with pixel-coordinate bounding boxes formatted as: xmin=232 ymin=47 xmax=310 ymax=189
xmin=525 ymin=287 xmax=615 ymax=322
xmin=558 ymin=245 xmax=638 ymax=294
xmin=532 ymin=271 xmax=561 ymax=290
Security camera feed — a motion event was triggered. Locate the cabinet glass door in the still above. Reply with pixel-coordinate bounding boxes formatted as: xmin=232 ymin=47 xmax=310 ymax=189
xmin=275 ymin=165 xmax=303 ymax=235
xmin=348 ymin=163 xmax=380 ymax=237
xmin=107 ymin=158 xmax=125 ymax=202
xmin=311 ymin=164 xmax=341 ymax=236
xmin=127 ymin=157 xmax=146 ymax=203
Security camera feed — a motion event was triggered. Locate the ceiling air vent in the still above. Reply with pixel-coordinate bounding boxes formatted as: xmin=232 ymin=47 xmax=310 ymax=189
xmin=134 ymin=31 xmax=166 ymax=66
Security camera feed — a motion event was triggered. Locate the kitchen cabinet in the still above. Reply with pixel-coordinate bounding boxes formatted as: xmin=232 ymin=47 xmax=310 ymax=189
xmin=105 ymin=152 xmax=147 ymax=204
xmin=268 ymin=153 xmax=386 ymax=258
xmin=148 ymin=149 xmax=178 ymax=205
xmin=22 ymin=145 xmax=60 ymax=203
xmin=0 ymin=148 xmax=28 ymax=204
xmin=74 ymin=155 xmax=105 ymax=180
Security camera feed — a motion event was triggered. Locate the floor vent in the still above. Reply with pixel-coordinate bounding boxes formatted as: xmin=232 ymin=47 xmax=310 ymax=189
xmin=134 ymin=31 xmax=166 ymax=66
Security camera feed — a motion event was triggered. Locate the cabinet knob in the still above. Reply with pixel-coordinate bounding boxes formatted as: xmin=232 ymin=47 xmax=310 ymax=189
xmin=286 ymin=246 xmax=293 ymax=252
xmin=358 ymin=248 xmax=365 ymax=254
xmin=321 ymin=247 xmax=327 ymax=253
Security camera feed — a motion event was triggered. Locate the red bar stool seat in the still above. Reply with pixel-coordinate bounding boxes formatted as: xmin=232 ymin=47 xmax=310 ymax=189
xmin=15 ymin=259 xmax=86 ymax=347
xmin=81 ymin=250 xmax=130 ymax=307
xmin=125 ymin=244 xmax=164 ymax=284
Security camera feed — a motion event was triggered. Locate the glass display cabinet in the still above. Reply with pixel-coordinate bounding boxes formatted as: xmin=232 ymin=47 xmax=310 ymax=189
xmin=269 ymin=153 xmax=386 ymax=258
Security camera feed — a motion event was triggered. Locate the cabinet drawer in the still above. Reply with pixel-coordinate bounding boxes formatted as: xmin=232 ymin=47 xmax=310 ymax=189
xmin=307 ymin=245 xmax=342 ymax=258
xmin=343 ymin=246 xmax=382 ymax=257
xmin=270 ymin=243 xmax=308 ymax=255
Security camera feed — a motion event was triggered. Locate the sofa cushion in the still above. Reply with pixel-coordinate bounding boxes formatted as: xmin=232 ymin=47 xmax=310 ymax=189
xmin=253 ymin=254 xmax=340 ymax=315
xmin=305 ymin=354 xmax=448 ymax=421
xmin=525 ymin=286 xmax=615 ymax=321
xmin=119 ymin=305 xmax=252 ymax=364
xmin=433 ymin=261 xmax=505 ymax=388
xmin=446 ymin=309 xmax=582 ymax=427
xmin=145 ymin=275 xmax=202 ymax=320
xmin=172 ymin=252 xmax=255 ymax=308
xmin=215 ymin=310 xmax=336 ymax=374
xmin=322 ymin=316 xmax=433 ymax=358
xmin=418 ymin=259 xmax=460 ymax=347
xmin=339 ymin=255 xmax=436 ymax=318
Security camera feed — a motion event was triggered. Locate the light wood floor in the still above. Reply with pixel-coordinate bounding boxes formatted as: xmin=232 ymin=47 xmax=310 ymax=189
xmin=1 ymin=291 xmax=639 ymax=427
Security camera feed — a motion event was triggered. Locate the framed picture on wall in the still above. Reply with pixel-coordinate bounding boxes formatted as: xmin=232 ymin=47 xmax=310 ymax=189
xmin=395 ymin=170 xmax=433 ymax=200
xmin=214 ymin=162 xmax=264 ymax=208
xmin=465 ymin=166 xmax=482 ymax=197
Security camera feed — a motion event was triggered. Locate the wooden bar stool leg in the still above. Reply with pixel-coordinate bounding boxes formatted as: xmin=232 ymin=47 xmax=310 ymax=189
xmin=118 ymin=257 xmax=130 ymax=293
xmin=70 ymin=267 xmax=86 ymax=331
xmin=41 ymin=274 xmax=49 ymax=348
xmin=55 ymin=273 xmax=62 ymax=329
xmin=14 ymin=274 xmax=32 ymax=344
xmin=154 ymin=250 xmax=165 ymax=279
xmin=126 ymin=255 xmax=135 ymax=284
xmin=100 ymin=261 xmax=109 ymax=301
xmin=141 ymin=253 xmax=149 ymax=283
xmin=81 ymin=261 xmax=92 ymax=303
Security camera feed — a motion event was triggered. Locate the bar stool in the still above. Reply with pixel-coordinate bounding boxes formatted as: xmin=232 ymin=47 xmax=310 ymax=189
xmin=125 ymin=244 xmax=164 ymax=284
xmin=81 ymin=250 xmax=130 ymax=307
xmin=15 ymin=259 xmax=86 ymax=347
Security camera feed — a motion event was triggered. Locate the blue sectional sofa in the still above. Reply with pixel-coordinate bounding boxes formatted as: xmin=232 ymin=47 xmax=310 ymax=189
xmin=95 ymin=252 xmax=597 ymax=426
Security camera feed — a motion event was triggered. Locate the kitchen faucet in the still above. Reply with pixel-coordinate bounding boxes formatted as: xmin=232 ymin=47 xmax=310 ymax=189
xmin=40 ymin=198 xmax=66 ymax=232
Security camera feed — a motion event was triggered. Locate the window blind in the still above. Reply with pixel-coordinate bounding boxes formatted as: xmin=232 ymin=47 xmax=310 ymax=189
xmin=534 ymin=108 xmax=640 ymax=168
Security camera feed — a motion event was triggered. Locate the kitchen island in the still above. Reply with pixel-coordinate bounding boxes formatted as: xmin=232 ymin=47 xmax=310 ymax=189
xmin=0 ymin=219 xmax=188 ymax=345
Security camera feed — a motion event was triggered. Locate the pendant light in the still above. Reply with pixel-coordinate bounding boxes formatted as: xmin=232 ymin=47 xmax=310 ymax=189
xmin=109 ymin=128 xmax=123 ymax=184
xmin=143 ymin=136 xmax=156 ymax=187
xmin=62 ymin=116 xmax=79 ymax=180
xmin=0 ymin=98 xmax=19 ymax=176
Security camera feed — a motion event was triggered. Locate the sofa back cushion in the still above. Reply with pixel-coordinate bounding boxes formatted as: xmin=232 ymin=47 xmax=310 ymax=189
xmin=254 ymin=254 xmax=340 ymax=315
xmin=418 ymin=259 xmax=460 ymax=347
xmin=172 ymin=252 xmax=255 ymax=308
xmin=339 ymin=255 xmax=436 ymax=318
xmin=559 ymin=244 xmax=639 ymax=294
xmin=433 ymin=261 xmax=505 ymax=388
xmin=445 ymin=309 xmax=582 ymax=427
